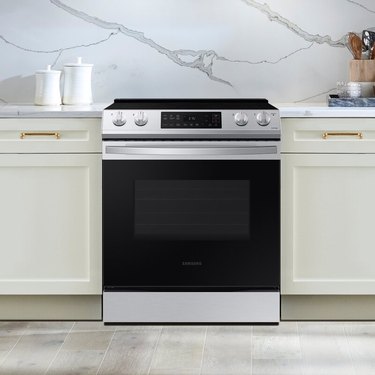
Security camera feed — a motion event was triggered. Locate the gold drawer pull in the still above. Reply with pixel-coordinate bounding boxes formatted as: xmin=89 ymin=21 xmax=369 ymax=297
xmin=322 ymin=132 xmax=363 ymax=139
xmin=20 ymin=132 xmax=60 ymax=139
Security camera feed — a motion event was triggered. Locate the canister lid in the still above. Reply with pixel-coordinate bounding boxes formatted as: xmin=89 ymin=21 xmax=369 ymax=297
xmin=64 ymin=57 xmax=93 ymax=67
xmin=36 ymin=65 xmax=61 ymax=74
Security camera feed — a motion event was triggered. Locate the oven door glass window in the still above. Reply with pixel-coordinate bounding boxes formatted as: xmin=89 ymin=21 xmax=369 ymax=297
xmin=103 ymin=160 xmax=279 ymax=289
xmin=134 ymin=180 xmax=249 ymax=241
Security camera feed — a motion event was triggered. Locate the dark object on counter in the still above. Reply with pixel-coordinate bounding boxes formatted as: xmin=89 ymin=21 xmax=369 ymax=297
xmin=362 ymin=29 xmax=375 ymax=59
xmin=328 ymin=94 xmax=375 ymax=107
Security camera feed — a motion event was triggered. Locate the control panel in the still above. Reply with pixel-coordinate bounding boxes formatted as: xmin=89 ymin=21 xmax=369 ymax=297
xmin=161 ymin=112 xmax=222 ymax=129
xmin=102 ymin=109 xmax=280 ymax=138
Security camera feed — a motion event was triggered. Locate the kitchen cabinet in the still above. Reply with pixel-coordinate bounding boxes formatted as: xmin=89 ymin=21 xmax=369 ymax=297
xmin=282 ymin=118 xmax=375 ymax=295
xmin=0 ymin=118 xmax=101 ymax=294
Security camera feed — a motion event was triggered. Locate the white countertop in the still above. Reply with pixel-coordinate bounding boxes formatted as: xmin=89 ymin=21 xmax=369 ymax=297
xmin=1 ymin=102 xmax=375 ymax=118
xmin=276 ymin=103 xmax=375 ymax=118
xmin=0 ymin=103 xmax=108 ymax=118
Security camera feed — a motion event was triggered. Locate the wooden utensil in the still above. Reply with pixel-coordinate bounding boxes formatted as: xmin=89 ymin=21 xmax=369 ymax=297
xmin=353 ymin=37 xmax=363 ymax=60
xmin=349 ymin=32 xmax=363 ymax=60
xmin=347 ymin=33 xmax=356 ymax=57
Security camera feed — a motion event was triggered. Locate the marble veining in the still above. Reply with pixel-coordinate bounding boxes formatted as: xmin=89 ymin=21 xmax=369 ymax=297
xmin=346 ymin=0 xmax=375 ymax=13
xmin=50 ymin=0 xmax=347 ymax=85
xmin=50 ymin=0 xmax=232 ymax=86
xmin=295 ymin=87 xmax=337 ymax=103
xmin=218 ymin=42 xmax=315 ymax=66
xmin=241 ymin=0 xmax=347 ymax=47
xmin=0 ymin=0 xmax=374 ymax=102
xmin=0 ymin=31 xmax=119 ymax=68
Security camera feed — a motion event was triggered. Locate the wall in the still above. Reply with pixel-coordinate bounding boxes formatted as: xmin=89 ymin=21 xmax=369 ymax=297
xmin=0 ymin=0 xmax=374 ymax=104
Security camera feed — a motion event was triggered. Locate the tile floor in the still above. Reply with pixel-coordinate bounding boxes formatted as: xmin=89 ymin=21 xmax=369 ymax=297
xmin=0 ymin=321 xmax=374 ymax=374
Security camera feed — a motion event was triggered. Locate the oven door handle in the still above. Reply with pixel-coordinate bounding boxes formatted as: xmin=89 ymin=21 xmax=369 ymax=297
xmin=105 ymin=145 xmax=278 ymax=157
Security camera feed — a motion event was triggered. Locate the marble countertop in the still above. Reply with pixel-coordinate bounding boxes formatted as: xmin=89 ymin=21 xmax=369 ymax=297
xmin=2 ymin=102 xmax=375 ymax=118
xmin=276 ymin=103 xmax=375 ymax=118
xmin=0 ymin=103 xmax=108 ymax=118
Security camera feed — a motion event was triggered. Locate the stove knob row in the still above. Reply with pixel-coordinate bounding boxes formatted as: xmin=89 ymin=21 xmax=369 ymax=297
xmin=234 ymin=112 xmax=249 ymax=126
xmin=112 ymin=111 xmax=126 ymax=127
xmin=256 ymin=111 xmax=271 ymax=126
xmin=112 ymin=111 xmax=149 ymax=127
xmin=134 ymin=111 xmax=148 ymax=126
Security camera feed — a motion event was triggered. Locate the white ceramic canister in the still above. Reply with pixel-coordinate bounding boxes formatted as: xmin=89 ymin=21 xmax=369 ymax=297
xmin=34 ymin=65 xmax=61 ymax=106
xmin=63 ymin=57 xmax=93 ymax=105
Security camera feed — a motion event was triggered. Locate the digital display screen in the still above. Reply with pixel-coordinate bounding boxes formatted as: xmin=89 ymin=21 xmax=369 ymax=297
xmin=161 ymin=112 xmax=222 ymax=129
xmin=184 ymin=114 xmax=197 ymax=122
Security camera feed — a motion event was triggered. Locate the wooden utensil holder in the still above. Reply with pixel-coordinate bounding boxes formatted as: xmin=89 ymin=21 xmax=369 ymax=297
xmin=349 ymin=60 xmax=375 ymax=82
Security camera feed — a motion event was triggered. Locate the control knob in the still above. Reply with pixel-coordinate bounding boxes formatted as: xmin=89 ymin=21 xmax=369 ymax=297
xmin=112 ymin=111 xmax=126 ymax=127
xmin=134 ymin=111 xmax=148 ymax=126
xmin=234 ymin=112 xmax=249 ymax=126
xmin=256 ymin=111 xmax=271 ymax=126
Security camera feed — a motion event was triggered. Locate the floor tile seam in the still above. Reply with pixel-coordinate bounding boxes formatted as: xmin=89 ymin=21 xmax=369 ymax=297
xmin=68 ymin=328 xmax=116 ymax=334
xmin=297 ymin=322 xmax=355 ymax=375
xmin=0 ymin=331 xmax=23 ymax=369
xmin=250 ymin=325 xmax=253 ymax=375
xmin=25 ymin=322 xmax=74 ymax=334
xmin=43 ymin=322 xmax=74 ymax=375
xmin=58 ymin=330 xmax=117 ymax=352
xmin=343 ymin=323 xmax=356 ymax=375
xmin=147 ymin=326 xmax=164 ymax=375
xmin=0 ymin=325 xmax=29 ymax=366
xmin=95 ymin=329 xmax=117 ymax=375
xmin=198 ymin=326 xmax=208 ymax=375
xmin=296 ymin=321 xmax=307 ymax=375
xmin=18 ymin=330 xmax=73 ymax=336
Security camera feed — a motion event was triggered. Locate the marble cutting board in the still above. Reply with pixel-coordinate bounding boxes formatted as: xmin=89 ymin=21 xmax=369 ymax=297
xmin=327 ymin=95 xmax=375 ymax=107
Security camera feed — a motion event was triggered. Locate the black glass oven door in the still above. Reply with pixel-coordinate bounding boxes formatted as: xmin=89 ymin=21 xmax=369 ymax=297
xmin=103 ymin=160 xmax=279 ymax=289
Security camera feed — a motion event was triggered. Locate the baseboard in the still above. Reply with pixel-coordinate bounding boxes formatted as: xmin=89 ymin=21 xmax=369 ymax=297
xmin=0 ymin=295 xmax=102 ymax=320
xmin=3 ymin=294 xmax=374 ymax=321
xmin=282 ymin=295 xmax=375 ymax=320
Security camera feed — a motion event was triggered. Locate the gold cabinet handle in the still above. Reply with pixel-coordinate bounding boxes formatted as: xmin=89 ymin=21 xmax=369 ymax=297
xmin=20 ymin=132 xmax=60 ymax=139
xmin=322 ymin=132 xmax=363 ymax=139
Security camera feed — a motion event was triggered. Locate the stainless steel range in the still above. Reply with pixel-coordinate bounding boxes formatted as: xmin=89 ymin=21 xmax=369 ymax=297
xmin=102 ymin=98 xmax=281 ymax=324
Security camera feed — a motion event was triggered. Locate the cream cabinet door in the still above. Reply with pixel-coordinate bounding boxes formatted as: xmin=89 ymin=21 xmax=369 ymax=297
xmin=282 ymin=153 xmax=375 ymax=294
xmin=0 ymin=153 xmax=101 ymax=294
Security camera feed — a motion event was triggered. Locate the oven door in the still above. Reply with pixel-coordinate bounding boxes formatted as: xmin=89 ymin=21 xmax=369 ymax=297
xmin=102 ymin=141 xmax=280 ymax=291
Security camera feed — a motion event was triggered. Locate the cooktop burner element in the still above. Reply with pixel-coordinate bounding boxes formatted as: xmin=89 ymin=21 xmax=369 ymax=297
xmin=102 ymin=98 xmax=280 ymax=140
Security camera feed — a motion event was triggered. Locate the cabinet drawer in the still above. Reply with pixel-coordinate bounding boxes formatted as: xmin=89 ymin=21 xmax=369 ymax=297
xmin=282 ymin=118 xmax=375 ymax=153
xmin=0 ymin=118 xmax=101 ymax=153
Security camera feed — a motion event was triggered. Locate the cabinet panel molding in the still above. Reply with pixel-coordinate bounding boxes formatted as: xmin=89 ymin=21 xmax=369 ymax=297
xmin=0 ymin=153 xmax=101 ymax=294
xmin=282 ymin=153 xmax=375 ymax=294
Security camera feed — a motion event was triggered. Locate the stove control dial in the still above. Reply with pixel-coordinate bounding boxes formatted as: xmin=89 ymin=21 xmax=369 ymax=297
xmin=256 ymin=111 xmax=271 ymax=126
xmin=234 ymin=112 xmax=249 ymax=126
xmin=134 ymin=111 xmax=148 ymax=126
xmin=112 ymin=111 xmax=126 ymax=127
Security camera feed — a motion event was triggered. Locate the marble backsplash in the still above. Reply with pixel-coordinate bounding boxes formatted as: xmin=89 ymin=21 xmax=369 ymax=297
xmin=0 ymin=0 xmax=374 ymax=104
